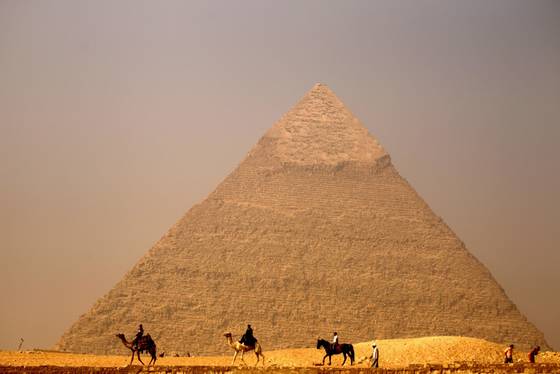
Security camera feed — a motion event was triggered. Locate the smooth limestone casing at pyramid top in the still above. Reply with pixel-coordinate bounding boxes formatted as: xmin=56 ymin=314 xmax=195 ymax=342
xmin=56 ymin=84 xmax=550 ymax=355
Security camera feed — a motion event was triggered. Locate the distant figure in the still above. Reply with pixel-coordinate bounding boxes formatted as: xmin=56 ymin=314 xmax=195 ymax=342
xmin=132 ymin=324 xmax=144 ymax=350
xmin=371 ymin=341 xmax=379 ymax=368
xmin=504 ymin=344 xmax=514 ymax=363
xmin=18 ymin=338 xmax=24 ymax=351
xmin=332 ymin=332 xmax=339 ymax=351
xmin=528 ymin=346 xmax=540 ymax=363
xmin=239 ymin=324 xmax=257 ymax=347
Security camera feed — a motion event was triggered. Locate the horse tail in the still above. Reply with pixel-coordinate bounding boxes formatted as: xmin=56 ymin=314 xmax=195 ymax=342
xmin=349 ymin=345 xmax=355 ymax=363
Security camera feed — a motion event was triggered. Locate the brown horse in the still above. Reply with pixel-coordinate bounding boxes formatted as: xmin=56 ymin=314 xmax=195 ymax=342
xmin=316 ymin=338 xmax=354 ymax=365
xmin=115 ymin=333 xmax=157 ymax=366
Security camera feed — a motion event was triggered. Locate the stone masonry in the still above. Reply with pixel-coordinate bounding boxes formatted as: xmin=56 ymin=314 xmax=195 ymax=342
xmin=56 ymin=84 xmax=549 ymax=355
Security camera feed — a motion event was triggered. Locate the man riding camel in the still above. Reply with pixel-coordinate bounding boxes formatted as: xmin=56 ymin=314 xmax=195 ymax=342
xmin=132 ymin=324 xmax=144 ymax=350
xmin=239 ymin=324 xmax=257 ymax=347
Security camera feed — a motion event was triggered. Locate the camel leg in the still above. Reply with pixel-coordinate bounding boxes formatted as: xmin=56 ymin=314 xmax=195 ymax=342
xmin=254 ymin=351 xmax=260 ymax=367
xmin=232 ymin=351 xmax=238 ymax=365
xmin=240 ymin=350 xmax=247 ymax=366
xmin=129 ymin=350 xmax=135 ymax=366
xmin=256 ymin=351 xmax=265 ymax=367
xmin=137 ymin=350 xmax=145 ymax=366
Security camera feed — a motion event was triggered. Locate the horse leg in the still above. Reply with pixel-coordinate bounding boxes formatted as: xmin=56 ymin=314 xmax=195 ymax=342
xmin=322 ymin=353 xmax=328 ymax=365
xmin=342 ymin=352 xmax=347 ymax=366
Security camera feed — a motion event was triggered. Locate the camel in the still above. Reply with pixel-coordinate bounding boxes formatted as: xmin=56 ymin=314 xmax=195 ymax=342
xmin=223 ymin=332 xmax=265 ymax=366
xmin=115 ymin=333 xmax=157 ymax=366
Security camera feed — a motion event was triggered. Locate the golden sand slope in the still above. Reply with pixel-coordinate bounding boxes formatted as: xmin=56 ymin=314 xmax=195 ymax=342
xmin=2 ymin=336 xmax=559 ymax=368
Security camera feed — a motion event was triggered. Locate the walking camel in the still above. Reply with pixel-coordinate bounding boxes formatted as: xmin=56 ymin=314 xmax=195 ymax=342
xmin=223 ymin=332 xmax=265 ymax=366
xmin=115 ymin=333 xmax=157 ymax=366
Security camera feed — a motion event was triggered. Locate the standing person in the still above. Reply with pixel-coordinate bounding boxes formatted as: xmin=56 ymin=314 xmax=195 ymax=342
xmin=132 ymin=324 xmax=144 ymax=349
xmin=528 ymin=346 xmax=540 ymax=363
xmin=504 ymin=344 xmax=514 ymax=363
xmin=371 ymin=341 xmax=379 ymax=368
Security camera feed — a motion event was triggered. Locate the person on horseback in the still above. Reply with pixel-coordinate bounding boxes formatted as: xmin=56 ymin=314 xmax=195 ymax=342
xmin=332 ymin=332 xmax=339 ymax=352
xmin=239 ymin=324 xmax=257 ymax=347
xmin=132 ymin=324 xmax=144 ymax=350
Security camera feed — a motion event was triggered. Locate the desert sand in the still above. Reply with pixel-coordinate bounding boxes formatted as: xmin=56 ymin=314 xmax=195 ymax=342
xmin=2 ymin=336 xmax=559 ymax=369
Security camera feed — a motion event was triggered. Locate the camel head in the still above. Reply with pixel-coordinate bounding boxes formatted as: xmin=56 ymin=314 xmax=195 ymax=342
xmin=115 ymin=333 xmax=129 ymax=344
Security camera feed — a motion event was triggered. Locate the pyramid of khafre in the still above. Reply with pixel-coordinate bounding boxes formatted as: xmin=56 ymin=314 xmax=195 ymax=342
xmin=57 ymin=83 xmax=549 ymax=355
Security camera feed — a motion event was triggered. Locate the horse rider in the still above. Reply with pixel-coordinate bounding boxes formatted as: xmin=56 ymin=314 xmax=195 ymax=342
xmin=332 ymin=332 xmax=339 ymax=352
xmin=239 ymin=324 xmax=257 ymax=347
xmin=132 ymin=324 xmax=144 ymax=349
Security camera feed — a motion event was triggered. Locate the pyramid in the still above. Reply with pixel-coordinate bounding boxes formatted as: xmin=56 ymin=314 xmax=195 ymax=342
xmin=57 ymin=84 xmax=549 ymax=355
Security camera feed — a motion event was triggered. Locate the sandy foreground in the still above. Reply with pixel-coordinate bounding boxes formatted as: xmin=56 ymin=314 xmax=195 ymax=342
xmin=1 ymin=336 xmax=559 ymax=368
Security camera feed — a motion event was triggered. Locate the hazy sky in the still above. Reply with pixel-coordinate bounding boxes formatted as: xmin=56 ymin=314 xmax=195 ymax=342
xmin=1 ymin=1 xmax=559 ymax=351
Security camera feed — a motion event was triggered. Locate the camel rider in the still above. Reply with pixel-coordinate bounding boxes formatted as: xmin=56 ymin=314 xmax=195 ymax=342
xmin=239 ymin=324 xmax=257 ymax=347
xmin=132 ymin=324 xmax=144 ymax=349
xmin=332 ymin=332 xmax=339 ymax=352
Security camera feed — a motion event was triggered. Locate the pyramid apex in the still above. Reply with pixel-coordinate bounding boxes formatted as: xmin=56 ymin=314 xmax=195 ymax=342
xmin=312 ymin=82 xmax=328 ymax=88
xmin=250 ymin=85 xmax=387 ymax=166
xmin=309 ymin=82 xmax=334 ymax=94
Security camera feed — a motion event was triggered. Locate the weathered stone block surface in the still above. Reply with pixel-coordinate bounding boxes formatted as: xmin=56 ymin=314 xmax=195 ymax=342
xmin=56 ymin=84 xmax=549 ymax=355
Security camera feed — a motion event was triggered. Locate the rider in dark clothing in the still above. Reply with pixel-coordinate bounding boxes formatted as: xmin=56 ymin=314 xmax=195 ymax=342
xmin=132 ymin=324 xmax=144 ymax=349
xmin=239 ymin=324 xmax=256 ymax=347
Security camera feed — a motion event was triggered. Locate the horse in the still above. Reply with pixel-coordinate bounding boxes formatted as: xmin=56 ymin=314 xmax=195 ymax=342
xmin=115 ymin=333 xmax=157 ymax=366
xmin=316 ymin=338 xmax=355 ymax=366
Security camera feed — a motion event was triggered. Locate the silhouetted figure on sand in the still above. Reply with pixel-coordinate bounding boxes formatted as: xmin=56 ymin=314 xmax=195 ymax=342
xmin=504 ymin=344 xmax=514 ymax=363
xmin=371 ymin=341 xmax=379 ymax=368
xmin=528 ymin=346 xmax=540 ymax=363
